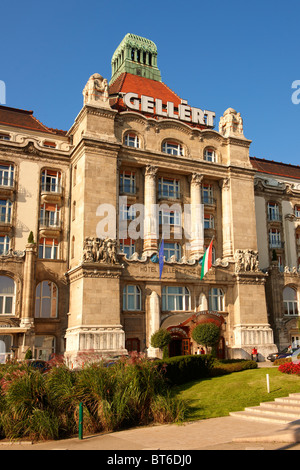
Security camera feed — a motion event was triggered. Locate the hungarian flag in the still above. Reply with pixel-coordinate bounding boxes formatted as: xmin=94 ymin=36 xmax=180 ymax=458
xmin=200 ymin=240 xmax=213 ymax=280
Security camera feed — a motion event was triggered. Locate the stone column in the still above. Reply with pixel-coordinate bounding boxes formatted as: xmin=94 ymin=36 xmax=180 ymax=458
xmin=20 ymin=243 xmax=37 ymax=328
xmin=147 ymin=291 xmax=161 ymax=357
xmin=189 ymin=173 xmax=204 ymax=259
xmin=143 ymin=165 xmax=158 ymax=255
xmin=220 ymin=178 xmax=233 ymax=259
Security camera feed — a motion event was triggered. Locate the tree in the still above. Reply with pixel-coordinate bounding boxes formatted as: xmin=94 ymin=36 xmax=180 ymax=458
xmin=150 ymin=328 xmax=172 ymax=359
xmin=27 ymin=231 xmax=35 ymax=244
xmin=192 ymin=322 xmax=220 ymax=356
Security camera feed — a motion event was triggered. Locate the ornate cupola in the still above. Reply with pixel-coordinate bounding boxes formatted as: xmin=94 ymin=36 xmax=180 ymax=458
xmin=110 ymin=33 xmax=162 ymax=85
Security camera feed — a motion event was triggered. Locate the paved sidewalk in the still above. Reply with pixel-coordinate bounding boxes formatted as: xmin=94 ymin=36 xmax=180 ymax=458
xmin=1 ymin=414 xmax=300 ymax=451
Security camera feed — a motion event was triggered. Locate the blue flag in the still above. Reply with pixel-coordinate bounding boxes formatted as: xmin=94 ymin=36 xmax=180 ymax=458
xmin=159 ymin=238 xmax=164 ymax=280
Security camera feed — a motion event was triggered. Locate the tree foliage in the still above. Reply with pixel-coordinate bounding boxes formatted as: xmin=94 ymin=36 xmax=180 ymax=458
xmin=150 ymin=329 xmax=172 ymax=349
xmin=192 ymin=323 xmax=220 ymax=349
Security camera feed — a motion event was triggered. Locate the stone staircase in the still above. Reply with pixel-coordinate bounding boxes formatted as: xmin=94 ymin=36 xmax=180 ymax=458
xmin=230 ymin=393 xmax=300 ymax=424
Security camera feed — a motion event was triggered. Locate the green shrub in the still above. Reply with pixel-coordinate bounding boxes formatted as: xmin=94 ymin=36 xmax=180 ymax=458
xmin=156 ymin=354 xmax=214 ymax=385
xmin=210 ymin=359 xmax=258 ymax=377
xmin=150 ymin=329 xmax=172 ymax=359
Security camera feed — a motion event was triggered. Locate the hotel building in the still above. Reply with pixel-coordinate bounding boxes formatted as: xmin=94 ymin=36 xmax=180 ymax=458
xmin=0 ymin=33 xmax=299 ymax=365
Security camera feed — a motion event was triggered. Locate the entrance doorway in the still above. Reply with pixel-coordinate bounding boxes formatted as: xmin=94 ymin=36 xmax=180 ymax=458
xmin=169 ymin=338 xmax=190 ymax=357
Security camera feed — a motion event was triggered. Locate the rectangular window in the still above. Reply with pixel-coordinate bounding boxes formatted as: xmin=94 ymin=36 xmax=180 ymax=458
xmin=40 ymin=204 xmax=60 ymax=227
xmin=163 ymin=242 xmax=181 ymax=261
xmin=0 ymin=200 xmax=12 ymax=224
xmin=158 ymin=178 xmax=180 ymax=199
xmin=38 ymin=238 xmax=59 ymax=260
xmin=120 ymin=204 xmax=136 ymax=221
xmin=0 ymin=164 xmax=14 ymax=187
xmin=159 ymin=209 xmax=181 ymax=226
xmin=269 ymin=229 xmax=281 ymax=248
xmin=41 ymin=170 xmax=61 ymax=193
xmin=204 ymin=214 xmax=214 ymax=229
xmin=120 ymin=171 xmax=136 ymax=194
xmin=202 ymin=185 xmax=214 ymax=205
xmin=0 ymin=235 xmax=10 ymax=255
xmin=268 ymin=203 xmax=281 ymax=221
xmin=120 ymin=238 xmax=135 ymax=257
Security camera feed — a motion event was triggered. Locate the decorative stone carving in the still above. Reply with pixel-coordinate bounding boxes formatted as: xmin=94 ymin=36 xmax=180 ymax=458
xmin=219 ymin=108 xmax=244 ymax=137
xmin=190 ymin=173 xmax=203 ymax=186
xmin=234 ymin=249 xmax=259 ymax=273
xmin=83 ymin=73 xmax=109 ymax=107
xmin=83 ymin=237 xmax=118 ymax=264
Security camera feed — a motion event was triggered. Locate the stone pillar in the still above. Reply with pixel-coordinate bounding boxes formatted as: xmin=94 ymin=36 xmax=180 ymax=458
xmin=143 ymin=165 xmax=158 ymax=255
xmin=147 ymin=290 xmax=161 ymax=358
xmin=220 ymin=178 xmax=233 ymax=259
xmin=189 ymin=173 xmax=204 ymax=260
xmin=20 ymin=243 xmax=37 ymax=328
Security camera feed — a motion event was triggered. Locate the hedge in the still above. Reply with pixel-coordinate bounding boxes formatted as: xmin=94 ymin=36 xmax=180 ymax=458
xmin=156 ymin=354 xmax=214 ymax=385
xmin=209 ymin=359 xmax=258 ymax=377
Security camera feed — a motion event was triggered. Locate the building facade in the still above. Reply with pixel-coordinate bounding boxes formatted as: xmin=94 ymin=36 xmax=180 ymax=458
xmin=0 ymin=33 xmax=298 ymax=365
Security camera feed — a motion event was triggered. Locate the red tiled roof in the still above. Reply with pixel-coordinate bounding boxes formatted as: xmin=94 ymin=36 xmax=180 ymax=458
xmin=109 ymin=72 xmax=207 ymax=129
xmin=250 ymin=157 xmax=300 ymax=180
xmin=0 ymin=105 xmax=67 ymax=135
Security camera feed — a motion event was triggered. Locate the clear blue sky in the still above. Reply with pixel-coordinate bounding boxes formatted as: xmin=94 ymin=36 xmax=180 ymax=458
xmin=1 ymin=0 xmax=300 ymax=166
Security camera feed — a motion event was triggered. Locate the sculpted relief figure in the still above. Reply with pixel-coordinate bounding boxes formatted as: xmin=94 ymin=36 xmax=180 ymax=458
xmin=83 ymin=237 xmax=118 ymax=264
xmin=83 ymin=73 xmax=110 ymax=107
xmin=235 ymin=249 xmax=259 ymax=273
xmin=219 ymin=108 xmax=244 ymax=137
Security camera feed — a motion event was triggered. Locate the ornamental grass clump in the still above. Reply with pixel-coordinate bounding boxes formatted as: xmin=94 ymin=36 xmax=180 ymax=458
xmin=0 ymin=354 xmax=188 ymax=441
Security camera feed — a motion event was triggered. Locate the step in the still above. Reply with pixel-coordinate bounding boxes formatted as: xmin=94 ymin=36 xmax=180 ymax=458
xmin=274 ymin=397 xmax=300 ymax=407
xmin=230 ymin=410 xmax=293 ymax=425
xmin=244 ymin=405 xmax=300 ymax=420
xmin=260 ymin=401 xmax=300 ymax=412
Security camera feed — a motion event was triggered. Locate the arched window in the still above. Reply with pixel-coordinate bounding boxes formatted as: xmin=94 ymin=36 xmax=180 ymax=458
xmin=162 ymin=286 xmax=190 ymax=311
xmin=209 ymin=288 xmax=224 ymax=311
xmin=162 ymin=141 xmax=184 ymax=156
xmin=123 ymin=285 xmax=141 ymax=311
xmin=0 ymin=276 xmax=15 ymax=315
xmin=283 ymin=286 xmax=298 ymax=316
xmin=35 ymin=281 xmax=58 ymax=318
xmin=204 ymin=148 xmax=217 ymax=162
xmin=124 ymin=133 xmax=140 ymax=148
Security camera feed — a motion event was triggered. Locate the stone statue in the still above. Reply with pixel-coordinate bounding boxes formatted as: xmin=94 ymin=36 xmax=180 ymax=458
xmin=83 ymin=237 xmax=118 ymax=264
xmin=219 ymin=108 xmax=244 ymax=137
xmin=83 ymin=73 xmax=109 ymax=107
xmin=235 ymin=249 xmax=259 ymax=273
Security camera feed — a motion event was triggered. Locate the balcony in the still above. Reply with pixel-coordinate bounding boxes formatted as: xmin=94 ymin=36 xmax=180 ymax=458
xmin=0 ymin=214 xmax=13 ymax=232
xmin=40 ymin=182 xmax=63 ymax=204
xmin=39 ymin=217 xmax=62 ymax=238
xmin=202 ymin=196 xmax=216 ymax=206
xmin=0 ymin=177 xmax=15 ymax=198
xmin=268 ymin=213 xmax=282 ymax=223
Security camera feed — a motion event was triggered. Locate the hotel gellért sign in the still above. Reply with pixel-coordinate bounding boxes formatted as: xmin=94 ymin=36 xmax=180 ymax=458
xmin=123 ymin=92 xmax=216 ymax=127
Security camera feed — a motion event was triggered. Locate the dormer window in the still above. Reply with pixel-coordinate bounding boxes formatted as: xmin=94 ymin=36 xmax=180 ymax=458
xmin=162 ymin=141 xmax=184 ymax=156
xmin=124 ymin=133 xmax=140 ymax=148
xmin=0 ymin=133 xmax=10 ymax=141
xmin=204 ymin=148 xmax=217 ymax=162
xmin=43 ymin=141 xmax=56 ymax=149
